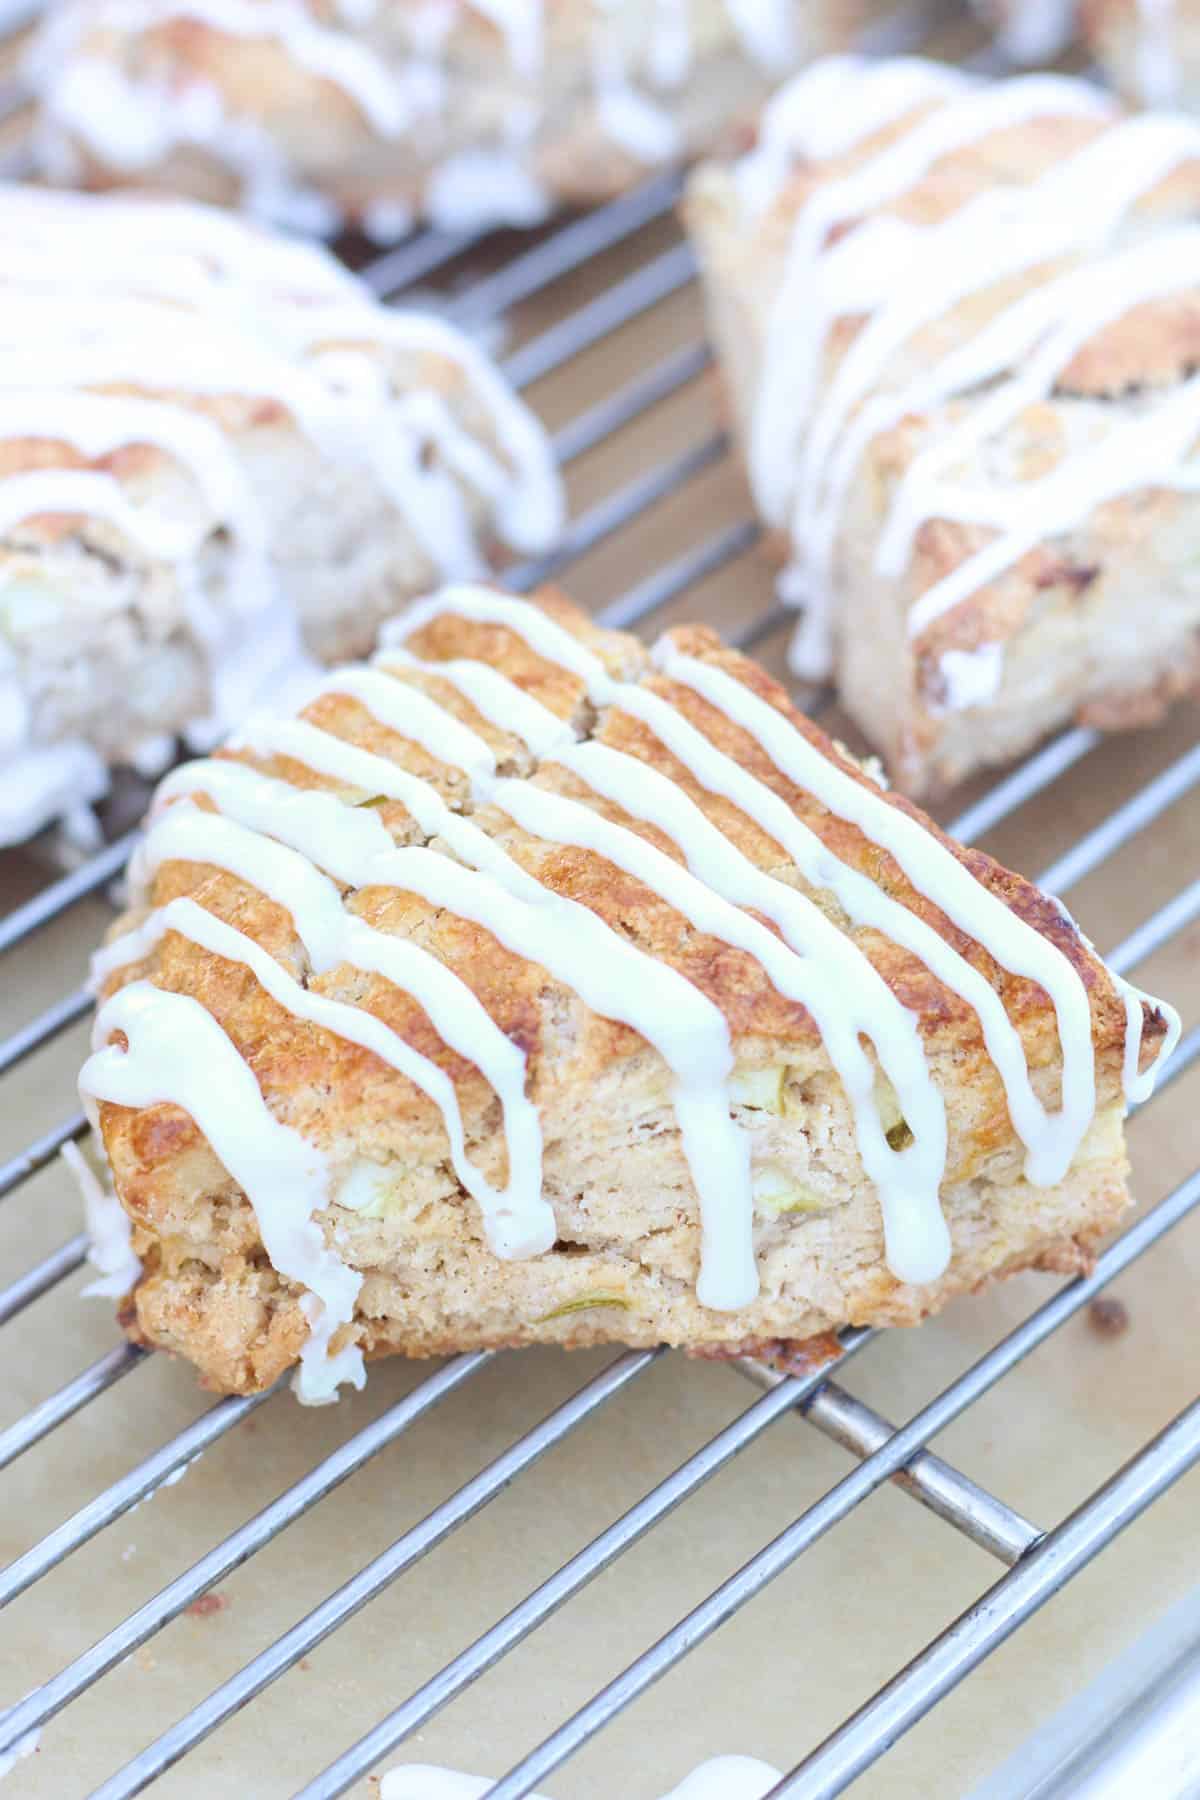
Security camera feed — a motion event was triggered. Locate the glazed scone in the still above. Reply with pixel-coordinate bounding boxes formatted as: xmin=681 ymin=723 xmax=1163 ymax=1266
xmin=0 ymin=184 xmax=561 ymax=845
xmin=79 ymin=584 xmax=1177 ymax=1401
xmin=685 ymin=55 xmax=1200 ymax=794
xmin=29 ymin=0 xmax=918 ymax=235
xmin=1083 ymin=0 xmax=1197 ymax=109
xmin=971 ymin=0 xmax=1078 ymax=60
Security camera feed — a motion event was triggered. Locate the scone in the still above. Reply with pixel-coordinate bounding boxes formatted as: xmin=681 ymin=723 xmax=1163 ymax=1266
xmin=685 ymin=55 xmax=1200 ymax=794
xmin=79 ymin=584 xmax=1177 ymax=1401
xmin=29 ymin=0 xmax=917 ymax=235
xmin=0 ymin=184 xmax=561 ymax=845
xmin=1083 ymin=0 xmax=1197 ymax=109
xmin=971 ymin=0 xmax=1078 ymax=60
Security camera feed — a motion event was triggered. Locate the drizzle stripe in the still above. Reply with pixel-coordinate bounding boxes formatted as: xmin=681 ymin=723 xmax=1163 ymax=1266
xmin=80 ymin=980 xmax=364 ymax=1404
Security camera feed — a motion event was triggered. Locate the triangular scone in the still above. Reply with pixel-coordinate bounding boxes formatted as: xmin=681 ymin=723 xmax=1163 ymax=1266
xmin=81 ymin=586 xmax=1177 ymax=1400
xmin=685 ymin=57 xmax=1200 ymax=794
xmin=30 ymin=0 xmax=912 ymax=235
xmin=0 ymin=182 xmax=561 ymax=845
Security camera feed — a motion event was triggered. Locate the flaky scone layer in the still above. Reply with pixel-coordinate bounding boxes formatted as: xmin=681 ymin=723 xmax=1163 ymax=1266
xmin=82 ymin=587 xmax=1172 ymax=1396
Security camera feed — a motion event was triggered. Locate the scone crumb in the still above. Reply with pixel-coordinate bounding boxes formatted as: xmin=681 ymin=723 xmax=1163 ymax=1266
xmin=1087 ymin=1296 xmax=1130 ymax=1339
xmin=187 ymin=1591 xmax=230 ymax=1619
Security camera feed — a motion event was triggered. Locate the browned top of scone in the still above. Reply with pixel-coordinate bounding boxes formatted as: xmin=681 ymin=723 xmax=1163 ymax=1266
xmin=734 ymin=89 xmax=1200 ymax=367
xmin=688 ymin=70 xmax=1200 ymax=663
xmin=0 ymin=339 xmax=497 ymax=548
xmin=64 ymin=0 xmax=611 ymax=143
xmin=94 ymin=586 xmax=1165 ymax=1208
xmin=0 ymin=181 xmax=513 ymax=546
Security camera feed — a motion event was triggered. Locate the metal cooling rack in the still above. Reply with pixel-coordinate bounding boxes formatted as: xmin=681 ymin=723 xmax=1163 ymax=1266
xmin=1 ymin=9 xmax=1199 ymax=1797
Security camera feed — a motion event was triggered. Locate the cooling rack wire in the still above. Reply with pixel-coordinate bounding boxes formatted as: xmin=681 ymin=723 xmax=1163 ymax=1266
xmin=0 ymin=4 xmax=1198 ymax=1796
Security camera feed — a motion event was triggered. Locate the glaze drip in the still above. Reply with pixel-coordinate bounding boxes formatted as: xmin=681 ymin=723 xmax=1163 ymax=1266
xmin=0 ymin=183 xmax=561 ymax=845
xmin=84 ymin=585 xmax=1177 ymax=1394
xmin=733 ymin=58 xmax=1200 ymax=687
xmin=31 ymin=0 xmax=807 ymax=230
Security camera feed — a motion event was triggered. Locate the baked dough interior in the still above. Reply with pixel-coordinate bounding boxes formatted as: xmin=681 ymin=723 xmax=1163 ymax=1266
xmin=80 ymin=585 xmax=1179 ymax=1399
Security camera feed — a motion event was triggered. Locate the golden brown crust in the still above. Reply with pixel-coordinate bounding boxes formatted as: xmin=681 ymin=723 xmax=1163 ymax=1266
xmin=31 ymin=1 xmax=896 ymax=227
xmin=685 ymin=73 xmax=1200 ymax=796
xmin=0 ymin=186 xmax=563 ymax=841
xmin=91 ymin=587 xmax=1160 ymax=1394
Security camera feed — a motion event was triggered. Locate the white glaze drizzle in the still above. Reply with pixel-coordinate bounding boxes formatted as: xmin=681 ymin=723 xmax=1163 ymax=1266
xmin=594 ymin=64 xmax=682 ymax=164
xmin=132 ymin=779 xmax=549 ymax=1249
xmin=32 ymin=0 xmax=808 ymax=231
xmin=0 ymin=470 xmax=199 ymax=562
xmin=295 ymin=662 xmax=502 ymax=779
xmin=380 ymin=645 xmax=577 ymax=757
xmin=0 ymin=391 xmax=251 ymax=547
xmin=0 ymin=295 xmax=561 ymax=574
xmin=386 ymin=603 xmax=967 ymax=1276
xmin=260 ymin=687 xmax=760 ymax=1306
xmin=736 ymin=59 xmax=1200 ymax=684
xmin=933 ymin=644 xmax=1005 ymax=715
xmin=654 ymin=641 xmax=1100 ymax=1179
xmin=524 ymin=750 xmax=952 ymax=1281
xmin=0 ymin=389 xmax=275 ymax=662
xmin=89 ymin=0 xmax=412 ymax=136
xmin=92 ymin=888 xmax=551 ymax=1260
xmin=1 ymin=186 xmax=361 ymax=295
xmin=749 ymin=64 xmax=1111 ymax=529
xmin=794 ymin=123 xmax=1200 ymax=650
xmin=798 ymin=123 xmax=1200 ymax=550
xmin=736 ymin=55 xmax=967 ymax=218
xmin=120 ymin=671 xmax=756 ymax=1314
xmin=1117 ymin=976 xmax=1182 ymax=1100
xmin=394 ymin=587 xmax=1173 ymax=1178
xmin=211 ymin=804 xmax=744 ymax=1303
xmin=721 ymin=0 xmax=795 ymax=73
xmin=591 ymin=0 xmax=681 ymax=165
xmin=61 ymin=1139 xmax=143 ymax=1299
xmin=0 ymin=738 xmax=109 ymax=846
xmin=880 ymin=229 xmax=1200 ymax=610
xmin=79 ymin=980 xmax=365 ymax=1403
xmin=903 ymin=370 xmax=1200 ymax=638
xmin=0 ymin=183 xmax=561 ymax=847
xmin=468 ymin=0 xmax=542 ymax=78
xmin=375 ymin=627 xmax=954 ymax=1285
xmin=425 ymin=149 xmax=552 ymax=232
xmin=284 ymin=307 xmax=564 ymax=556
xmin=1046 ymin=894 xmax=1183 ymax=1106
